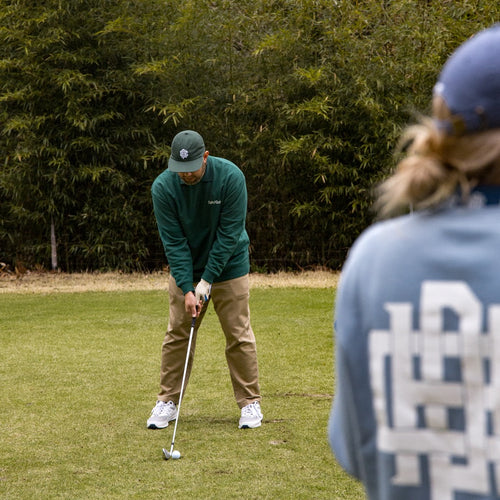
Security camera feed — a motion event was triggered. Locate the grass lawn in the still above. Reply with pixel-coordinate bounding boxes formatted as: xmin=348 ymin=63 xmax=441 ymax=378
xmin=0 ymin=283 xmax=364 ymax=499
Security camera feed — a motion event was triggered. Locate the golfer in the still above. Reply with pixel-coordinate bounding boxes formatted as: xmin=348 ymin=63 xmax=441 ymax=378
xmin=329 ymin=25 xmax=500 ymax=499
xmin=148 ymin=130 xmax=262 ymax=430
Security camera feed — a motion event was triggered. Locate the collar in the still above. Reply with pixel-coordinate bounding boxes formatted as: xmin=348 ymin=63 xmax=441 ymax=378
xmin=453 ymin=185 xmax=500 ymax=208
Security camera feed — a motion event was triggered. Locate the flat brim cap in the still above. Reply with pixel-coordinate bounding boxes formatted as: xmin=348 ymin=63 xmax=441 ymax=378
xmin=433 ymin=24 xmax=500 ymax=135
xmin=168 ymin=130 xmax=205 ymax=172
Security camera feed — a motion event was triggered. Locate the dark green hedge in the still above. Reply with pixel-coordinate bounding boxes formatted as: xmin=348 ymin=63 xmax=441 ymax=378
xmin=1 ymin=0 xmax=498 ymax=272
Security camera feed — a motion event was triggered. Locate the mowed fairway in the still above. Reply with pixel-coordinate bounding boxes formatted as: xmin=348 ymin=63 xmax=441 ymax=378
xmin=0 ymin=278 xmax=364 ymax=499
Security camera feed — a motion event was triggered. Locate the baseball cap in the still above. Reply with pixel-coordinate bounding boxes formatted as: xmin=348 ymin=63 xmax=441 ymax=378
xmin=433 ymin=24 xmax=500 ymax=135
xmin=168 ymin=130 xmax=206 ymax=172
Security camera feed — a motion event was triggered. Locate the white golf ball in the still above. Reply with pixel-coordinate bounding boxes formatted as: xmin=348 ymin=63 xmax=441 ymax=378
xmin=172 ymin=450 xmax=181 ymax=459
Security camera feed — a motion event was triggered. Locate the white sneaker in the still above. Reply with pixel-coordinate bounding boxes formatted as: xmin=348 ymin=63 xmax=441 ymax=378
xmin=147 ymin=400 xmax=177 ymax=429
xmin=238 ymin=401 xmax=263 ymax=429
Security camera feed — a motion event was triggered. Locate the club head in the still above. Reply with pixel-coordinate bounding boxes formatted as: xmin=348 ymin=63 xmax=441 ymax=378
xmin=162 ymin=448 xmax=171 ymax=460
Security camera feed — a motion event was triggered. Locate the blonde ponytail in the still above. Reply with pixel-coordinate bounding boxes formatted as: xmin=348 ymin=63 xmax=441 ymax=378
xmin=376 ymin=101 xmax=500 ymax=217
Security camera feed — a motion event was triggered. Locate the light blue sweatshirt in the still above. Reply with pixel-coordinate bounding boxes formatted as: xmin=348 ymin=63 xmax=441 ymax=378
xmin=329 ymin=187 xmax=500 ymax=500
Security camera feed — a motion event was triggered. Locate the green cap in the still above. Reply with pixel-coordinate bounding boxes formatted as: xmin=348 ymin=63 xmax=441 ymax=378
xmin=168 ymin=130 xmax=206 ymax=172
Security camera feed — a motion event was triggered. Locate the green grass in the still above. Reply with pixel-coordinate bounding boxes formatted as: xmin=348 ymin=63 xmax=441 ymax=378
xmin=0 ymin=287 xmax=364 ymax=499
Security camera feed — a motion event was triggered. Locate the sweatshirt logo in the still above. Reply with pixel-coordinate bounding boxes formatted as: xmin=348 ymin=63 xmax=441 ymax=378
xmin=208 ymin=200 xmax=221 ymax=205
xmin=369 ymin=280 xmax=499 ymax=499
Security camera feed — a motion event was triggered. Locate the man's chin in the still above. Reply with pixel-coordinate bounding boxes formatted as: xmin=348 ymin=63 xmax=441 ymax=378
xmin=182 ymin=178 xmax=201 ymax=185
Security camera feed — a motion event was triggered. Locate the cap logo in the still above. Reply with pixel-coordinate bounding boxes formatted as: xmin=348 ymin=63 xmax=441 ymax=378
xmin=179 ymin=148 xmax=189 ymax=160
xmin=433 ymin=82 xmax=445 ymax=96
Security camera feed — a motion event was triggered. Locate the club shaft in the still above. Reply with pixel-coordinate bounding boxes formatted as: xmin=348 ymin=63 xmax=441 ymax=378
xmin=169 ymin=316 xmax=196 ymax=453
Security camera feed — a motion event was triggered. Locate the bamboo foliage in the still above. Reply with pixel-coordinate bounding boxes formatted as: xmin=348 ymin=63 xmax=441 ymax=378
xmin=0 ymin=0 xmax=165 ymax=270
xmin=1 ymin=0 xmax=499 ymax=271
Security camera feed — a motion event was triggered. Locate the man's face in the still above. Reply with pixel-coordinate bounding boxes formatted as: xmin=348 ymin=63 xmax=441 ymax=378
xmin=177 ymin=152 xmax=208 ymax=185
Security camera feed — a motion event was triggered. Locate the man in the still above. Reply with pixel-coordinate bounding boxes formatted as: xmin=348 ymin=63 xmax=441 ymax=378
xmin=148 ymin=130 xmax=262 ymax=430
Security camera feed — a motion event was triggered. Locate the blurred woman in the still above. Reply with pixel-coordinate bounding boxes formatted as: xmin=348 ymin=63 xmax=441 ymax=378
xmin=329 ymin=25 xmax=500 ymax=500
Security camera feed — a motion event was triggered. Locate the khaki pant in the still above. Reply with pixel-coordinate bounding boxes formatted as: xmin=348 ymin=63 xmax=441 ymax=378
xmin=157 ymin=274 xmax=261 ymax=409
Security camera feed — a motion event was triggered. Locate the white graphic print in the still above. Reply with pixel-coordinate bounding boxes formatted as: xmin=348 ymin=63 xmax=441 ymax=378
xmin=369 ymin=281 xmax=500 ymax=499
xmin=179 ymin=148 xmax=189 ymax=159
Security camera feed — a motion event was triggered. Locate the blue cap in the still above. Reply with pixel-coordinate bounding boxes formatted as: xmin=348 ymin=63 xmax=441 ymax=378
xmin=433 ymin=24 xmax=500 ymax=135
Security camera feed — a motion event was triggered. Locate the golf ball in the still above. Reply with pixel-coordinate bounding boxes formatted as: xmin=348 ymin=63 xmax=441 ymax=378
xmin=172 ymin=450 xmax=181 ymax=459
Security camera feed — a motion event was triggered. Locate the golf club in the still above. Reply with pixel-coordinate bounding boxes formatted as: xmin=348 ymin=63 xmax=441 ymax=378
xmin=163 ymin=314 xmax=197 ymax=460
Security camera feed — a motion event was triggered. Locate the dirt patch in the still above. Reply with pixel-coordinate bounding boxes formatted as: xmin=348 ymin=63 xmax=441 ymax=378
xmin=0 ymin=270 xmax=340 ymax=294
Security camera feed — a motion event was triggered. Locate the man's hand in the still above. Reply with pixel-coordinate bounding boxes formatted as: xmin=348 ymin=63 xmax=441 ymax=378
xmin=195 ymin=279 xmax=212 ymax=303
xmin=185 ymin=291 xmax=199 ymax=317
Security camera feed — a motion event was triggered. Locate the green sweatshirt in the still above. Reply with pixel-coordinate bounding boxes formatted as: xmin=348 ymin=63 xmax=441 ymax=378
xmin=151 ymin=155 xmax=250 ymax=295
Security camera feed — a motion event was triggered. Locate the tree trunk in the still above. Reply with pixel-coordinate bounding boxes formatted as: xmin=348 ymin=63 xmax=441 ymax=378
xmin=51 ymin=217 xmax=58 ymax=271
